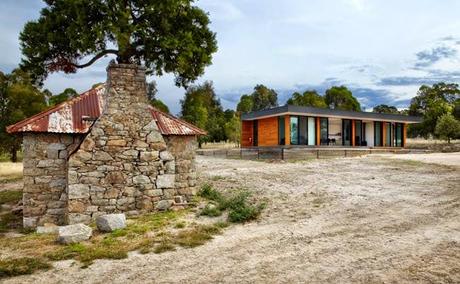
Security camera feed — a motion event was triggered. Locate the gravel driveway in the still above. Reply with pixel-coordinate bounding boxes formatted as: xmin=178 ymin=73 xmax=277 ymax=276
xmin=5 ymin=154 xmax=460 ymax=283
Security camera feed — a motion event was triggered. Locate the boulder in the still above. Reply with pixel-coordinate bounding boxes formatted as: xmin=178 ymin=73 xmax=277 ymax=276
xmin=155 ymin=200 xmax=173 ymax=211
xmin=96 ymin=214 xmax=126 ymax=232
xmin=37 ymin=224 xmax=59 ymax=234
xmin=57 ymin=224 xmax=92 ymax=244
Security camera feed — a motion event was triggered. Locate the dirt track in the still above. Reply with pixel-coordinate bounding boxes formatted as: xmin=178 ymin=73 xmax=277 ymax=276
xmin=5 ymin=154 xmax=460 ymax=283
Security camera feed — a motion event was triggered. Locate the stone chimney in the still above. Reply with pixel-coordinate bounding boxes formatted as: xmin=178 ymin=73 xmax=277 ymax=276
xmin=67 ymin=63 xmax=176 ymax=224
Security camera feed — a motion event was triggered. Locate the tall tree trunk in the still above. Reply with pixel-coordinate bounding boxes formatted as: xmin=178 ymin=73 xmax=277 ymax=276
xmin=10 ymin=146 xmax=17 ymax=163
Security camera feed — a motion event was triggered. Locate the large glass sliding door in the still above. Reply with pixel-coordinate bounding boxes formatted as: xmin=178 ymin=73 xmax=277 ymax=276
xmin=320 ymin=118 xmax=328 ymax=145
xmin=385 ymin=122 xmax=392 ymax=147
xmin=307 ymin=117 xmax=316 ymax=146
xmin=395 ymin=123 xmax=403 ymax=147
xmin=342 ymin=119 xmax=351 ymax=146
xmin=299 ymin=117 xmax=307 ymax=145
xmin=374 ymin=121 xmax=382 ymax=147
xmin=290 ymin=116 xmax=299 ymax=145
xmin=355 ymin=120 xmax=362 ymax=146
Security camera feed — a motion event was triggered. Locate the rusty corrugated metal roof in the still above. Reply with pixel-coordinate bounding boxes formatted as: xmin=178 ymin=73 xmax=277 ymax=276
xmin=6 ymin=85 xmax=206 ymax=136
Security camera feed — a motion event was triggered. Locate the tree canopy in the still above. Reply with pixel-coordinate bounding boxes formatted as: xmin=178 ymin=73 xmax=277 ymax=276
xmin=324 ymin=86 xmax=361 ymax=111
xmin=20 ymin=0 xmax=218 ymax=87
xmin=435 ymin=113 xmax=460 ymax=143
xmin=180 ymin=81 xmax=226 ymax=146
xmin=287 ymin=90 xmax=327 ymax=108
xmin=0 ymin=70 xmax=47 ymax=161
xmin=49 ymin=88 xmax=78 ymax=106
xmin=146 ymin=81 xmax=169 ymax=113
xmin=236 ymin=84 xmax=278 ymax=113
xmin=372 ymin=104 xmax=399 ymax=114
xmin=408 ymin=83 xmax=460 ymax=138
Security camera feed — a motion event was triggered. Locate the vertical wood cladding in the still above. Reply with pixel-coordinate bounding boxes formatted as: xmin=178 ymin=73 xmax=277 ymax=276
xmin=351 ymin=120 xmax=356 ymax=146
xmin=382 ymin=122 xmax=387 ymax=147
xmin=316 ymin=117 xmax=320 ymax=146
xmin=285 ymin=116 xmax=290 ymax=146
xmin=241 ymin=120 xmax=254 ymax=147
xmin=258 ymin=117 xmax=279 ymax=146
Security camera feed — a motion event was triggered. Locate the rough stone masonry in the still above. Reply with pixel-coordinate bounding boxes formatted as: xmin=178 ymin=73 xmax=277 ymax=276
xmin=66 ymin=64 xmax=180 ymax=224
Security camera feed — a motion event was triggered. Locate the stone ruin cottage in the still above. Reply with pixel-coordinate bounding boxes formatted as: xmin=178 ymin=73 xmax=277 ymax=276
xmin=7 ymin=63 xmax=206 ymax=229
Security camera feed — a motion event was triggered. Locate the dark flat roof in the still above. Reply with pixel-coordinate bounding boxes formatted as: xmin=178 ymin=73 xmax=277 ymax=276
xmin=241 ymin=105 xmax=422 ymax=123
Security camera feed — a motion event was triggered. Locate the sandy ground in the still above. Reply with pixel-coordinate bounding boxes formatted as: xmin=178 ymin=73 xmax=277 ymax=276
xmin=4 ymin=153 xmax=460 ymax=284
xmin=374 ymin=152 xmax=460 ymax=167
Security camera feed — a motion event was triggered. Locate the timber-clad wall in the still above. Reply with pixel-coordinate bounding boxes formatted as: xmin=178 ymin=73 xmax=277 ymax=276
xmin=258 ymin=117 xmax=278 ymax=146
xmin=241 ymin=121 xmax=253 ymax=147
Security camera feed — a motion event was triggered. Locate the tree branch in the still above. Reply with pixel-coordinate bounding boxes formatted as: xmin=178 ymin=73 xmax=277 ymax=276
xmin=72 ymin=49 xmax=118 ymax=68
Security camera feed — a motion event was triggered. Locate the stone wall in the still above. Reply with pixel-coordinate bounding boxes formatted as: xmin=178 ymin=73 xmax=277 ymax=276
xmin=164 ymin=135 xmax=198 ymax=199
xmin=22 ymin=133 xmax=83 ymax=228
xmin=67 ymin=63 xmax=178 ymax=224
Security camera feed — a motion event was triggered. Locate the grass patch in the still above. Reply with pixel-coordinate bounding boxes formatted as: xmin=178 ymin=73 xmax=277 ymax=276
xmin=198 ymin=184 xmax=265 ymax=223
xmin=0 ymin=190 xmax=22 ymax=205
xmin=0 ymin=212 xmax=22 ymax=232
xmin=175 ymin=224 xmax=224 ymax=248
xmin=0 ymin=257 xmax=51 ymax=279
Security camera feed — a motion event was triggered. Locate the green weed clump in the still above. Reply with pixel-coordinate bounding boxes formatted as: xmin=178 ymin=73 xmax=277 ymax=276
xmin=0 ymin=257 xmax=51 ymax=279
xmin=0 ymin=190 xmax=22 ymax=205
xmin=198 ymin=184 xmax=265 ymax=223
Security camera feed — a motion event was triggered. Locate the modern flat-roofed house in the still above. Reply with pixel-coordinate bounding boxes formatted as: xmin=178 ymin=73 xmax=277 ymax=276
xmin=241 ymin=105 xmax=422 ymax=148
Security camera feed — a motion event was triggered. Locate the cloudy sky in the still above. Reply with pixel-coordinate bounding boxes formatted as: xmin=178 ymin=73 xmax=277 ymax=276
xmin=1 ymin=0 xmax=460 ymax=114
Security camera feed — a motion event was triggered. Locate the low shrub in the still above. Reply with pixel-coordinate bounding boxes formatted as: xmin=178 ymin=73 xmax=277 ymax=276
xmin=199 ymin=184 xmax=265 ymax=223
xmin=0 ymin=257 xmax=51 ymax=278
xmin=198 ymin=184 xmax=223 ymax=202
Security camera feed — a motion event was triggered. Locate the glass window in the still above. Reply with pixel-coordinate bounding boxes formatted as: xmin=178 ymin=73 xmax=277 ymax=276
xmin=278 ymin=116 xmax=285 ymax=145
xmin=342 ymin=119 xmax=351 ymax=146
xmin=290 ymin=116 xmax=299 ymax=145
xmin=395 ymin=123 xmax=402 ymax=147
xmin=375 ymin=121 xmax=382 ymax=147
xmin=386 ymin=122 xmax=392 ymax=147
xmin=320 ymin=118 xmax=328 ymax=145
xmin=355 ymin=120 xmax=362 ymax=146
xmin=299 ymin=117 xmax=307 ymax=145
xmin=307 ymin=117 xmax=316 ymax=146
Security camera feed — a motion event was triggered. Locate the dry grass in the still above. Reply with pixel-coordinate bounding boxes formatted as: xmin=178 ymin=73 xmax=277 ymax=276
xmin=0 ymin=162 xmax=23 ymax=184
xmin=201 ymin=141 xmax=239 ymax=149
xmin=0 ymin=209 xmax=229 ymax=277
xmin=406 ymin=138 xmax=460 ymax=145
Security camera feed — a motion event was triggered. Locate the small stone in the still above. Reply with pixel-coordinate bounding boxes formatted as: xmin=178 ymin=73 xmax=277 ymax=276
xmin=73 ymin=151 xmax=92 ymax=162
xmin=143 ymin=120 xmax=159 ymax=131
xmin=160 ymin=151 xmax=174 ymax=161
xmin=155 ymin=200 xmax=173 ymax=211
xmin=57 ymin=224 xmax=93 ymax=244
xmin=146 ymin=131 xmax=163 ymax=143
xmin=140 ymin=151 xmax=159 ymax=161
xmin=106 ymin=139 xmax=127 ymax=147
xmin=156 ymin=174 xmax=175 ymax=189
xmin=80 ymin=138 xmax=95 ymax=151
xmin=68 ymin=184 xmax=90 ymax=199
xmin=94 ymin=151 xmax=113 ymax=161
xmin=96 ymin=214 xmax=126 ymax=232
xmin=23 ymin=217 xmax=38 ymax=229
xmin=133 ymin=175 xmax=151 ymax=185
xmin=123 ymin=149 xmax=139 ymax=157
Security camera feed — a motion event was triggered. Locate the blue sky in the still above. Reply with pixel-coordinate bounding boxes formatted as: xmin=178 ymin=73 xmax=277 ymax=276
xmin=1 ymin=0 xmax=460 ymax=114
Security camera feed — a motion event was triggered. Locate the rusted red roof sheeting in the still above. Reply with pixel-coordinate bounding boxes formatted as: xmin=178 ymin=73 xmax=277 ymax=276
xmin=6 ymin=85 xmax=205 ymax=136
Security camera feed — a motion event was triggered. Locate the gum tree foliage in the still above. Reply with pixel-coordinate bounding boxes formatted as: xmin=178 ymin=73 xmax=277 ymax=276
xmin=435 ymin=113 xmax=460 ymax=143
xmin=236 ymin=95 xmax=253 ymax=113
xmin=0 ymin=70 xmax=47 ymax=162
xmin=372 ymin=104 xmax=399 ymax=114
xmin=408 ymin=83 xmax=460 ymax=138
xmin=180 ymin=81 xmax=226 ymax=146
xmin=20 ymin=0 xmax=218 ymax=87
xmin=287 ymin=90 xmax=327 ymax=108
xmin=48 ymin=88 xmax=78 ymax=106
xmin=251 ymin=85 xmax=278 ymax=111
xmin=324 ymin=86 xmax=361 ymax=111
xmin=236 ymin=84 xmax=278 ymax=113
xmin=146 ymin=81 xmax=169 ymax=113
